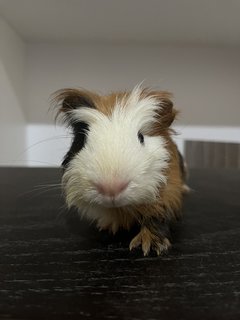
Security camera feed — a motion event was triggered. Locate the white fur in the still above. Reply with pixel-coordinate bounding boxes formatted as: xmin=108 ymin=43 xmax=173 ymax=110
xmin=62 ymin=87 xmax=170 ymax=222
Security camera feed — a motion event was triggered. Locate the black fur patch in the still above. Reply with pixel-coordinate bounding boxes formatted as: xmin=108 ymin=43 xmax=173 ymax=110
xmin=62 ymin=121 xmax=89 ymax=168
xmin=59 ymin=91 xmax=96 ymax=168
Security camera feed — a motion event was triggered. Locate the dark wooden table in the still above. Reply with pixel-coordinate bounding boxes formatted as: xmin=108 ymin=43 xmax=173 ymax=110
xmin=0 ymin=168 xmax=239 ymax=320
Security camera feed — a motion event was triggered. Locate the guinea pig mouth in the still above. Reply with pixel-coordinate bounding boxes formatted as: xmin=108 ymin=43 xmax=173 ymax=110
xmin=93 ymin=180 xmax=130 ymax=207
xmin=98 ymin=196 xmax=127 ymax=208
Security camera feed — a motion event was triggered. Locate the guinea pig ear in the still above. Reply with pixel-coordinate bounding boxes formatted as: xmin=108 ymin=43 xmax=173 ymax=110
xmin=152 ymin=91 xmax=178 ymax=128
xmin=52 ymin=88 xmax=96 ymax=125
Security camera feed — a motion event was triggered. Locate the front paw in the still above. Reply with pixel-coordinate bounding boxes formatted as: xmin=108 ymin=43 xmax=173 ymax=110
xmin=129 ymin=227 xmax=171 ymax=256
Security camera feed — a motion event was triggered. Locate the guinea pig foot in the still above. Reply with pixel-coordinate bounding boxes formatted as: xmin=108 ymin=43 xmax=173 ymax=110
xmin=129 ymin=226 xmax=171 ymax=256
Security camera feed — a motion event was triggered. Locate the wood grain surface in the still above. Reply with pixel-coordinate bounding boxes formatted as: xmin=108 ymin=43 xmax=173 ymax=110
xmin=0 ymin=168 xmax=239 ymax=320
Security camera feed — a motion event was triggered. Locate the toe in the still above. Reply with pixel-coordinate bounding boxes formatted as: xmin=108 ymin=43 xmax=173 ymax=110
xmin=142 ymin=238 xmax=151 ymax=256
xmin=129 ymin=234 xmax=142 ymax=251
xmin=154 ymin=238 xmax=171 ymax=255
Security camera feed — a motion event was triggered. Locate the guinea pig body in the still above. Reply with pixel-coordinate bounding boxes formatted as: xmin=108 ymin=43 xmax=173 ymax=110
xmin=54 ymin=86 xmax=187 ymax=256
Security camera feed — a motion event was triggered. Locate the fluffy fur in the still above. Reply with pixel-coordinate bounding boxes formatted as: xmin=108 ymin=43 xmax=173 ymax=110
xmin=53 ymin=85 xmax=186 ymax=255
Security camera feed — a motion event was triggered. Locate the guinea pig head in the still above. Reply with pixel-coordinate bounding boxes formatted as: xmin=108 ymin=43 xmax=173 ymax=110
xmin=54 ymin=86 xmax=177 ymax=211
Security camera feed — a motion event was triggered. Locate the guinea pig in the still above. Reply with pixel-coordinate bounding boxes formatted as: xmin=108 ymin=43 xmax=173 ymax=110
xmin=53 ymin=85 xmax=188 ymax=256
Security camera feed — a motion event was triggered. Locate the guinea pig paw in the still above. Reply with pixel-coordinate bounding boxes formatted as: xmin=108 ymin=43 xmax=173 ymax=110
xmin=153 ymin=238 xmax=171 ymax=256
xmin=129 ymin=227 xmax=171 ymax=256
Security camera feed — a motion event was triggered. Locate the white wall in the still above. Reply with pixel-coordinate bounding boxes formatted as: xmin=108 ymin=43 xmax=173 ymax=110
xmin=25 ymin=43 xmax=240 ymax=126
xmin=0 ymin=17 xmax=26 ymax=166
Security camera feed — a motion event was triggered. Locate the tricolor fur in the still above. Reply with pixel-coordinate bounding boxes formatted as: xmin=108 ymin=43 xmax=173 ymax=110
xmin=53 ymin=86 xmax=186 ymax=255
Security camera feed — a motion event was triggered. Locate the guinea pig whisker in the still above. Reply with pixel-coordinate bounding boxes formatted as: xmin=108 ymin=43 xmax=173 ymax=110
xmin=27 ymin=160 xmax=61 ymax=166
xmin=27 ymin=135 xmax=71 ymax=148
xmin=20 ymin=185 xmax=62 ymax=196
xmin=14 ymin=135 xmax=71 ymax=162
xmin=19 ymin=183 xmax=63 ymax=199
xmin=32 ymin=183 xmax=63 ymax=191
xmin=6 ymin=159 xmax=61 ymax=167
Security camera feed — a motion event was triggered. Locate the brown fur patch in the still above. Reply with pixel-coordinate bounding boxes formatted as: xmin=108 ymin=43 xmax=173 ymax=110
xmin=96 ymin=92 xmax=127 ymax=116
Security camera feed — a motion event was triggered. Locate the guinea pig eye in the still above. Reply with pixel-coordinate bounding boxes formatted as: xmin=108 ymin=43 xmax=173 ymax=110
xmin=138 ymin=131 xmax=144 ymax=145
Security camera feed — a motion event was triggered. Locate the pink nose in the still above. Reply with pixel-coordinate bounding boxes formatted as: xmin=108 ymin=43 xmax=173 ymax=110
xmin=95 ymin=181 xmax=129 ymax=197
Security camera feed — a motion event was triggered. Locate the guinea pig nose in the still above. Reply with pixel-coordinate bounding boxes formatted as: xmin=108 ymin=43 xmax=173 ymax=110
xmin=95 ymin=181 xmax=129 ymax=197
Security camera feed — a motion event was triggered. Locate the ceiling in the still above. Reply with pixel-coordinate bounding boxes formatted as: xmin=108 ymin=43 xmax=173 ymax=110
xmin=0 ymin=0 xmax=240 ymax=46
